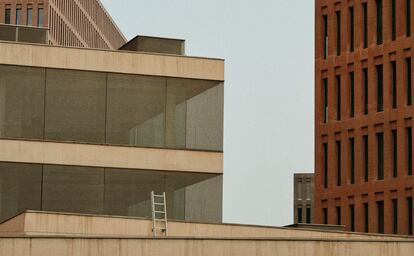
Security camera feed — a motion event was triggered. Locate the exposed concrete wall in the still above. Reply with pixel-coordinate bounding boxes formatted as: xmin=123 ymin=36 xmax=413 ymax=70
xmin=0 ymin=236 xmax=413 ymax=256
xmin=0 ymin=42 xmax=224 ymax=81
xmin=0 ymin=139 xmax=223 ymax=174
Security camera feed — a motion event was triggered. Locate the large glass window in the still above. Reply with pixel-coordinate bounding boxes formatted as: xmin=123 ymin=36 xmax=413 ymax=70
xmin=0 ymin=163 xmax=42 ymax=222
xmin=0 ymin=65 xmax=223 ymax=151
xmin=106 ymin=74 xmax=166 ymax=148
xmin=45 ymin=69 xmax=106 ymax=143
xmin=0 ymin=65 xmax=45 ymax=140
xmin=42 ymin=165 xmax=105 ymax=215
xmin=0 ymin=162 xmax=222 ymax=223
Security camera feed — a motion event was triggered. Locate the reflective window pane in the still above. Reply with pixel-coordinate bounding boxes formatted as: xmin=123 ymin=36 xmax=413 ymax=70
xmin=42 ymin=165 xmax=104 ymax=214
xmin=167 ymin=78 xmax=223 ymax=151
xmin=0 ymin=65 xmax=45 ymax=140
xmin=45 ymin=69 xmax=106 ymax=143
xmin=0 ymin=162 xmax=42 ymax=222
xmin=106 ymin=73 xmax=166 ymax=147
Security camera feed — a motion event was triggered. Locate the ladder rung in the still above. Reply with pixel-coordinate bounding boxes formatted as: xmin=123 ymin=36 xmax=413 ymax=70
xmin=153 ymin=226 xmax=167 ymax=230
xmin=154 ymin=211 xmax=165 ymax=214
xmin=154 ymin=203 xmax=164 ymax=205
xmin=154 ymin=218 xmax=166 ymax=222
xmin=153 ymin=195 xmax=164 ymax=198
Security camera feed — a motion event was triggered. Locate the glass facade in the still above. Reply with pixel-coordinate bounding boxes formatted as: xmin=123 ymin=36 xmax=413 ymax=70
xmin=0 ymin=162 xmax=222 ymax=223
xmin=0 ymin=65 xmax=224 ymax=151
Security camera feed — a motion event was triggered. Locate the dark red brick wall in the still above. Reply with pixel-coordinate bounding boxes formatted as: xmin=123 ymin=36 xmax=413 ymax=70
xmin=315 ymin=0 xmax=414 ymax=235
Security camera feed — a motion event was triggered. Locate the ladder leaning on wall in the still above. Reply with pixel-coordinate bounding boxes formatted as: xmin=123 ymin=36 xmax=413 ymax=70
xmin=150 ymin=191 xmax=168 ymax=237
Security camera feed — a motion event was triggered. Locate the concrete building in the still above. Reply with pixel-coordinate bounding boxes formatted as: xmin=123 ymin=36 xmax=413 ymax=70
xmin=294 ymin=173 xmax=314 ymax=224
xmin=315 ymin=0 xmax=414 ymax=236
xmin=0 ymin=0 xmax=126 ymax=49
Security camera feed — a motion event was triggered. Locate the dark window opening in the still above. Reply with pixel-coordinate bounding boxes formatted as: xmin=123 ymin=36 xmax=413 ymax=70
xmin=350 ymin=138 xmax=355 ymax=184
xmin=323 ymin=78 xmax=328 ymax=123
xmin=364 ymin=202 xmax=369 ymax=232
xmin=336 ymin=140 xmax=341 ymax=186
xmin=336 ymin=206 xmax=341 ymax=225
xmin=392 ymin=61 xmax=397 ymax=108
xmin=363 ymin=68 xmax=369 ymax=114
xmin=350 ymin=7 xmax=354 ymax=52
xmin=406 ymin=58 xmax=412 ymax=105
xmin=298 ymin=207 xmax=303 ymax=223
xmin=407 ymin=0 xmax=411 ymax=37
xmin=336 ymin=11 xmax=341 ymax=55
xmin=392 ymin=199 xmax=398 ymax=234
xmin=323 ymin=15 xmax=328 ymax=59
xmin=323 ymin=208 xmax=328 ymax=224
xmin=323 ymin=143 xmax=328 ymax=188
xmin=408 ymin=197 xmax=413 ymax=235
xmin=392 ymin=130 xmax=398 ymax=177
xmin=407 ymin=127 xmax=412 ymax=176
xmin=350 ymin=205 xmax=355 ymax=232
xmin=377 ymin=201 xmax=384 ymax=234
xmin=392 ymin=0 xmax=396 ymax=40
xmin=376 ymin=65 xmax=383 ymax=112
xmin=306 ymin=208 xmax=311 ymax=224
xmin=376 ymin=0 xmax=383 ymax=44
xmin=336 ymin=75 xmax=341 ymax=120
xmin=364 ymin=135 xmax=369 ymax=182
xmin=377 ymin=133 xmax=384 ymax=180
xmin=350 ymin=72 xmax=355 ymax=117
xmin=5 ymin=7 xmax=11 ymax=24
xmin=363 ymin=3 xmax=368 ymax=48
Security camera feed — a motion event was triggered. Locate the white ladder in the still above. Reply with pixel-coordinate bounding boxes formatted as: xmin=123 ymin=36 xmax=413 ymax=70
xmin=151 ymin=191 xmax=168 ymax=237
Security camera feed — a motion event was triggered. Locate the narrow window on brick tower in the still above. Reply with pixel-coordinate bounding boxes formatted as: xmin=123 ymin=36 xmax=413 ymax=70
xmin=363 ymin=135 xmax=369 ymax=182
xmin=349 ymin=138 xmax=355 ymax=184
xmin=392 ymin=199 xmax=398 ymax=234
xmin=364 ymin=202 xmax=369 ymax=232
xmin=392 ymin=0 xmax=396 ymax=40
xmin=376 ymin=64 xmax=383 ymax=112
xmin=297 ymin=207 xmax=303 ymax=223
xmin=407 ymin=0 xmax=411 ymax=37
xmin=27 ymin=5 xmax=33 ymax=26
xmin=407 ymin=127 xmax=412 ymax=176
xmin=408 ymin=197 xmax=413 ymax=235
xmin=377 ymin=201 xmax=384 ymax=234
xmin=4 ymin=6 xmax=10 ymax=24
xmin=323 ymin=78 xmax=328 ymax=123
xmin=323 ymin=14 xmax=328 ymax=59
xmin=363 ymin=68 xmax=369 ymax=114
xmin=406 ymin=57 xmax=412 ymax=105
xmin=336 ymin=75 xmax=341 ymax=120
xmin=349 ymin=72 xmax=355 ymax=117
xmin=336 ymin=140 xmax=341 ymax=186
xmin=306 ymin=207 xmax=311 ymax=224
xmin=16 ymin=6 xmax=21 ymax=25
xmin=349 ymin=6 xmax=354 ymax=52
xmin=391 ymin=61 xmax=397 ymax=108
xmin=377 ymin=133 xmax=384 ymax=180
xmin=376 ymin=0 xmax=383 ymax=44
xmin=363 ymin=2 xmax=368 ymax=48
xmin=323 ymin=208 xmax=328 ymax=224
xmin=323 ymin=143 xmax=328 ymax=188
xmin=392 ymin=129 xmax=398 ymax=177
xmin=350 ymin=205 xmax=355 ymax=231
xmin=336 ymin=11 xmax=341 ymax=56
xmin=336 ymin=206 xmax=341 ymax=225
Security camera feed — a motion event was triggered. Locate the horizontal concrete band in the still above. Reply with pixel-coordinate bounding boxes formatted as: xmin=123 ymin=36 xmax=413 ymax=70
xmin=0 ymin=42 xmax=224 ymax=81
xmin=0 ymin=139 xmax=223 ymax=174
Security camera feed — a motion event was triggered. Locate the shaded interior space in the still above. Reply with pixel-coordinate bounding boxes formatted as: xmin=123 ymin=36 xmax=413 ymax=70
xmin=0 ymin=24 xmax=48 ymax=44
xmin=0 ymin=65 xmax=223 ymax=151
xmin=0 ymin=162 xmax=222 ymax=224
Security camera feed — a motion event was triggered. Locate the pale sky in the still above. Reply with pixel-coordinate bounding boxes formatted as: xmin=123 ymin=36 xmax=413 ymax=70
xmin=100 ymin=0 xmax=315 ymax=226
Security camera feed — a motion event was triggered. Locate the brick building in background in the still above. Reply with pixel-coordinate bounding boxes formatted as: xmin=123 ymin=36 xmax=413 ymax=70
xmin=315 ymin=0 xmax=414 ymax=235
xmin=0 ymin=0 xmax=126 ymax=49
